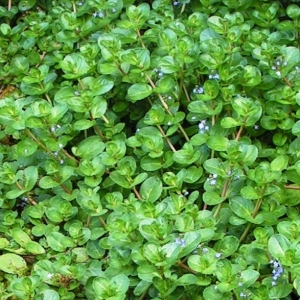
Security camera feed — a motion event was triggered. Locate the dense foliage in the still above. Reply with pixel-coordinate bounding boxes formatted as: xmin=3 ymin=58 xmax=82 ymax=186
xmin=1 ymin=0 xmax=300 ymax=299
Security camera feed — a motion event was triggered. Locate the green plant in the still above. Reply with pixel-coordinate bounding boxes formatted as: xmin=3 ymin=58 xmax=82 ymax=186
xmin=0 ymin=0 xmax=300 ymax=299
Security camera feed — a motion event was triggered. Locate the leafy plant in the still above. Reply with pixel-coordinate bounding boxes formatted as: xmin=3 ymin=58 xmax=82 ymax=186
xmin=0 ymin=0 xmax=300 ymax=299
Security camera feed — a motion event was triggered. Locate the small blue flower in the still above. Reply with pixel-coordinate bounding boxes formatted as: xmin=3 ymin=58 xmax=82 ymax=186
xmin=193 ymin=86 xmax=204 ymax=94
xmin=175 ymin=237 xmax=186 ymax=247
xmin=209 ymin=73 xmax=220 ymax=80
xmin=198 ymin=120 xmax=209 ymax=134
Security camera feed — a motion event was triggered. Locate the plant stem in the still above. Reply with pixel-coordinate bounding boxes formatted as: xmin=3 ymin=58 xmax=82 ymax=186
xmin=145 ymin=73 xmax=190 ymax=141
xmin=157 ymin=125 xmax=177 ymax=152
xmin=283 ymin=76 xmax=292 ymax=87
xmin=177 ymin=261 xmax=197 ymax=274
xmin=88 ymin=111 xmax=106 ymax=141
xmin=99 ymin=217 xmax=106 ymax=227
xmin=235 ymin=124 xmax=244 ymax=141
xmin=239 ymin=187 xmax=265 ymax=243
xmin=137 ymin=29 xmax=146 ymax=49
xmin=285 ymin=185 xmax=300 ymax=190
xmin=26 ymin=128 xmax=79 ymax=164
xmin=213 ymin=178 xmax=230 ymax=218
xmin=133 ymin=186 xmax=142 ymax=200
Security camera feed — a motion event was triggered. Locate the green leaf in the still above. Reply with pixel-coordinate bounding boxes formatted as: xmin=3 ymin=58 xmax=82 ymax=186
xmin=20 ymin=82 xmax=44 ymax=95
xmin=143 ymin=242 xmax=163 ymax=264
xmin=268 ymin=234 xmax=291 ymax=260
xmin=159 ymin=56 xmax=181 ymax=73
xmin=207 ymin=16 xmax=224 ymax=34
xmin=41 ymin=290 xmax=60 ymax=300
xmin=140 ymin=157 xmax=162 ymax=171
xmin=110 ymin=171 xmax=130 ymax=188
xmin=270 ymin=155 xmax=288 ymax=172
xmin=86 ymin=240 xmax=105 ymax=259
xmin=241 ymin=65 xmax=261 ymax=86
xmin=24 ymin=166 xmax=38 ymax=191
xmin=72 ymin=136 xmax=105 ymax=159
xmin=10 ymin=55 xmax=29 ymax=75
xmin=188 ymin=252 xmax=217 ymax=274
xmin=220 ymin=117 xmax=241 ymax=128
xmin=292 ymin=120 xmax=300 ymax=136
xmin=176 ymin=274 xmax=198 ymax=286
xmin=241 ymin=186 xmax=260 ymax=199
xmin=214 ymin=236 xmax=239 ymax=258
xmin=207 ymin=136 xmax=228 ymax=151
xmin=127 ymin=83 xmax=152 ymax=101
xmin=39 ymin=176 xmax=60 ymax=189
xmin=11 ymin=228 xmax=31 ymax=246
xmin=0 ymin=254 xmax=27 ymax=275
xmin=6 ymin=189 xmax=25 ymax=199
xmin=92 ymin=277 xmax=113 ymax=297
xmin=60 ymin=53 xmax=90 ymax=79
xmin=89 ymin=76 xmax=114 ymax=95
xmin=154 ymin=76 xmax=176 ymax=93
xmin=173 ymin=143 xmax=200 ymax=165
xmin=203 ymin=191 xmax=225 ymax=205
xmin=144 ymin=104 xmax=165 ymax=125
xmin=0 ymin=23 xmax=11 ymax=35
xmin=178 ymin=166 xmax=203 ymax=184
xmin=19 ymin=0 xmax=37 ymax=11
xmin=287 ymin=4 xmax=300 ymax=18
xmin=24 ymin=241 xmax=45 ymax=255
xmin=203 ymin=158 xmax=228 ymax=176
xmin=46 ymin=232 xmax=75 ymax=252
xmin=240 ymin=270 xmax=260 ymax=287
xmin=131 ymin=172 xmax=148 ymax=187
xmin=74 ymin=119 xmax=95 ymax=131
xmin=137 ymin=264 xmax=160 ymax=282
xmin=140 ymin=176 xmax=163 ymax=202
xmin=126 ymin=3 xmax=150 ymax=28
xmin=269 ymin=284 xmax=293 ymax=299
xmin=230 ymin=196 xmax=254 ymax=220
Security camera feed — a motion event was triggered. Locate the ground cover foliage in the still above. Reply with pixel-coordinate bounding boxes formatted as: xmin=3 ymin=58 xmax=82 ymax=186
xmin=1 ymin=0 xmax=300 ymax=299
